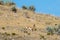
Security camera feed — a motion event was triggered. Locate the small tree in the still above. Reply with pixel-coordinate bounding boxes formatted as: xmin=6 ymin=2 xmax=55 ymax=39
xmin=29 ymin=5 xmax=36 ymax=11
xmin=22 ymin=5 xmax=27 ymax=9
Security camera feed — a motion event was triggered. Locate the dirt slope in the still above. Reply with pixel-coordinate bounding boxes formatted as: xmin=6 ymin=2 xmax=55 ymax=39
xmin=0 ymin=5 xmax=60 ymax=40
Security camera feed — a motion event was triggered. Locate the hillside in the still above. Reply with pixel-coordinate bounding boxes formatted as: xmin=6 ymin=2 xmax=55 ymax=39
xmin=0 ymin=5 xmax=60 ymax=40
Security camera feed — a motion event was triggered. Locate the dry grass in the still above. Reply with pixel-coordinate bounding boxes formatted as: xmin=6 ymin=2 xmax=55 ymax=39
xmin=0 ymin=5 xmax=60 ymax=40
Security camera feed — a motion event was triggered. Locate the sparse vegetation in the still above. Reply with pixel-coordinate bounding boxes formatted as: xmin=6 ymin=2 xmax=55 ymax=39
xmin=32 ymin=24 xmax=37 ymax=31
xmin=32 ymin=28 xmax=37 ymax=31
xmin=22 ymin=27 xmax=28 ymax=33
xmin=39 ymin=34 xmax=46 ymax=40
xmin=21 ymin=27 xmax=31 ymax=35
xmin=24 ymin=30 xmax=31 ymax=35
xmin=23 ymin=28 xmax=28 ymax=34
xmin=0 ymin=32 xmax=10 ymax=36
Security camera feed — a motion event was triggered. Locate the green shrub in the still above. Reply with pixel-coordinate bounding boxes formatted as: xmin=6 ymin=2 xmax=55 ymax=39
xmin=22 ymin=5 xmax=27 ymax=9
xmin=29 ymin=6 xmax=35 ymax=11
xmin=46 ymin=27 xmax=52 ymax=32
xmin=46 ymin=27 xmax=54 ymax=35
xmin=11 ymin=6 xmax=17 ymax=13
xmin=46 ymin=25 xmax=60 ymax=35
